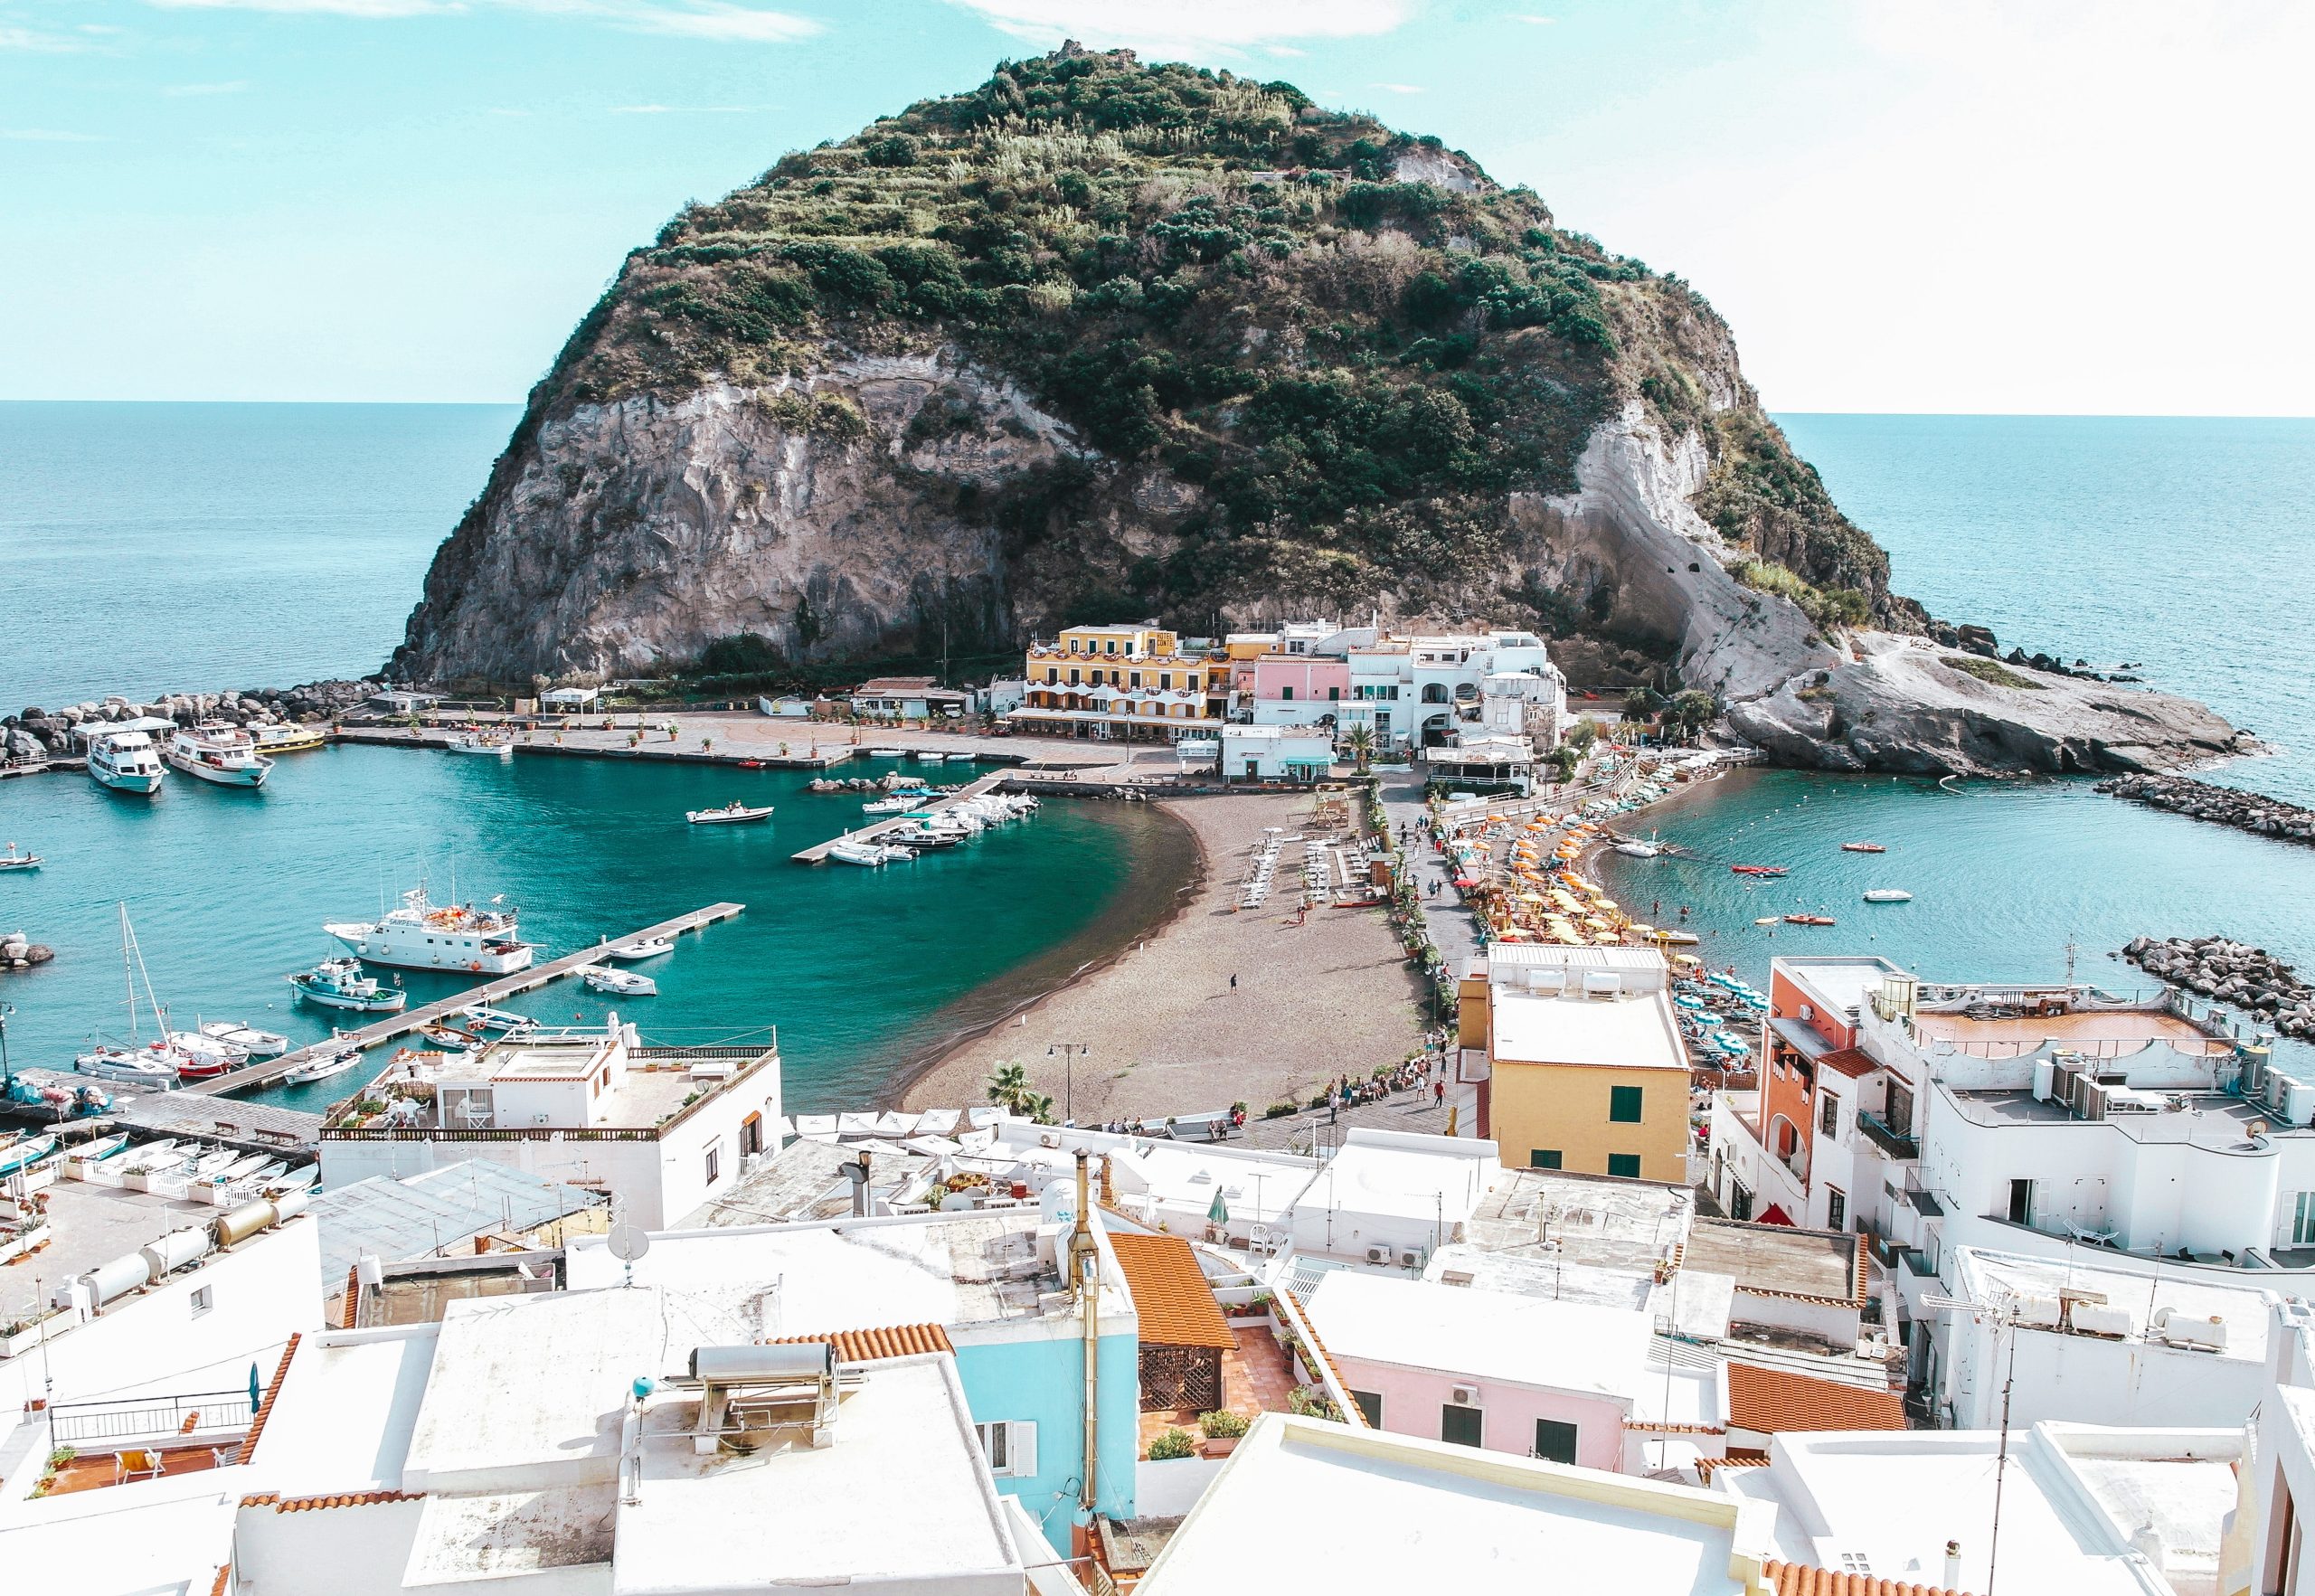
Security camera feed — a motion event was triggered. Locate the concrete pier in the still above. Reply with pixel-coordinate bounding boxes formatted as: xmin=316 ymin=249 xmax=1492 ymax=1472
xmin=789 ymin=774 xmax=1007 ymax=864
xmin=190 ymin=901 xmax=746 ymax=1096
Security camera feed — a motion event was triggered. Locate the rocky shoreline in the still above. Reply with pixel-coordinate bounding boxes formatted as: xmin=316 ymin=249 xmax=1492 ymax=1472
xmin=2120 ymin=936 xmax=2315 ymax=1039
xmin=2095 ymin=773 xmax=2315 ymax=845
xmin=4 ymin=678 xmax=383 ymax=761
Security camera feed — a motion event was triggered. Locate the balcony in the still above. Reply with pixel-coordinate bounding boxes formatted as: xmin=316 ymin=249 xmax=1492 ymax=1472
xmin=1857 ymin=1109 xmax=1919 ymax=1160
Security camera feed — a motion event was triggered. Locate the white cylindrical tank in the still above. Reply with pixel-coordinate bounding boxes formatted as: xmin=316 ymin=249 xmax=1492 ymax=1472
xmin=86 ymin=1252 xmax=153 ymax=1304
xmin=140 ymin=1226 xmax=214 ymax=1280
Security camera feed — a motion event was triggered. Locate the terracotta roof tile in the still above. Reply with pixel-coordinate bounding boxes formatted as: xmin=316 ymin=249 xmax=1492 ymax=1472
xmin=1764 ymin=1559 xmax=1966 ymax=1596
xmin=770 ymin=1324 xmax=954 ymax=1362
xmin=272 ymin=1490 xmax=426 ymax=1512
xmin=1692 ymin=1455 xmax=1770 ymax=1483
xmin=340 ymin=1264 xmax=362 ymax=1330
xmin=210 ymin=1565 xmax=231 ymax=1596
xmin=233 ymin=1332 xmax=301 ymax=1466
xmin=1818 ymin=1048 xmax=1878 ymax=1079
xmin=1108 ymin=1232 xmax=1235 ymax=1350
xmin=1726 ymin=1363 xmax=1906 ymax=1433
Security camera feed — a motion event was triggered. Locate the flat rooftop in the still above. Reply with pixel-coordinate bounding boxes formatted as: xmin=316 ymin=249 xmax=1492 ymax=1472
xmin=691 ymin=1136 xmax=933 ymax=1225
xmin=1682 ymin=1218 xmax=1861 ymax=1306
xmin=1955 ymin=1246 xmax=2274 ymax=1363
xmin=247 ymin=1325 xmax=439 ymax=1493
xmin=1913 ymin=1006 xmax=2228 ymax=1057
xmin=562 ymin=1209 xmax=1124 ymax=1334
xmin=1461 ymin=1166 xmax=1690 ymax=1274
xmin=1490 ymin=988 xmax=1687 ymax=1071
xmin=1 ymin=1176 xmax=240 ymax=1326
xmin=1776 ymin=957 xmax=1903 ymax=1020
xmin=1292 ymin=1132 xmax=1495 ymax=1226
xmin=1943 ymin=1085 xmax=2295 ymax=1147
xmin=1139 ymin=1415 xmax=1757 ymax=1596
xmin=1307 ymin=1271 xmax=1654 ymax=1401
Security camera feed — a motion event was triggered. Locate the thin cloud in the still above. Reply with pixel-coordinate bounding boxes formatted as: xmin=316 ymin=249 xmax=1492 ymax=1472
xmin=0 ymin=23 xmax=90 ymax=49
xmin=1370 ymin=81 xmax=1423 ymax=94
xmin=1510 ymin=13 xmax=1554 ymax=23
xmin=3 ymin=127 xmax=105 ymax=141
xmin=140 ymin=0 xmax=821 ymax=42
xmin=943 ymin=0 xmax=1413 ymax=58
xmin=614 ymin=100 xmax=773 ymax=112
xmin=165 ymin=79 xmax=251 ymax=94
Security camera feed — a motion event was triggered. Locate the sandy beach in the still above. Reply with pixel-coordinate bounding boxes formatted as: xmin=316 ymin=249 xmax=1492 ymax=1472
xmin=901 ymin=789 xmax=1432 ymax=1123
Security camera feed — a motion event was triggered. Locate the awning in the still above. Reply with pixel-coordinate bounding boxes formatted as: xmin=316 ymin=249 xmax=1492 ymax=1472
xmin=1768 ymin=1016 xmax=1831 ymax=1062
xmin=1280 ymin=756 xmax=1335 ymax=768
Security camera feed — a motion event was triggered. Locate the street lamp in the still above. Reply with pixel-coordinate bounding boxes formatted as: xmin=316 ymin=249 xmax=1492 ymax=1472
xmin=1048 ymin=1043 xmax=1090 ymax=1125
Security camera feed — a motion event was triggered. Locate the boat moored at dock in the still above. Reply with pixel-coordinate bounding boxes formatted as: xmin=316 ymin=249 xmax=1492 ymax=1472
xmin=325 ymin=886 xmax=534 ymax=973
xmin=250 ymin=722 xmax=328 ymax=755
xmin=200 ymin=1019 xmax=289 ymax=1058
xmin=581 ymin=965 xmax=657 ymax=996
xmin=447 ymin=729 xmax=515 ymax=758
xmin=84 ymin=724 xmax=169 ymax=794
xmin=165 ymin=721 xmax=275 ymax=787
xmin=290 ymin=958 xmax=410 ymax=1012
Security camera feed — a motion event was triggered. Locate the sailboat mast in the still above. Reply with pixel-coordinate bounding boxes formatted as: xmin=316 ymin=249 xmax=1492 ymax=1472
xmin=119 ymin=902 xmax=138 ymax=1039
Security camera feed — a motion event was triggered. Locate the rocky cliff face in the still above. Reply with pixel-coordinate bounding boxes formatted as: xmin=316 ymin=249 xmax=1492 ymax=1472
xmin=392 ymin=46 xmax=2235 ymax=777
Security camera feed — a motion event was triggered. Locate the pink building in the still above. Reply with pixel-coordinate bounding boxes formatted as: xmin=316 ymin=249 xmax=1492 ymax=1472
xmin=1301 ymin=1271 xmax=1717 ymax=1471
xmin=1251 ymin=656 xmax=1349 ymax=724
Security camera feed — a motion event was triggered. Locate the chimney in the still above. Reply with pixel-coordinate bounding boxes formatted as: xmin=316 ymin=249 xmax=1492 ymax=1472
xmin=1943 ymin=1540 xmax=1961 ymax=1591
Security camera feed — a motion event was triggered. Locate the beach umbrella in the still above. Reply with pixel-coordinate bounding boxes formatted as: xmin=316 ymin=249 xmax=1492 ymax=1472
xmin=249 ymin=1360 xmax=262 ymax=1412
xmin=1208 ymin=1186 xmax=1229 ymax=1225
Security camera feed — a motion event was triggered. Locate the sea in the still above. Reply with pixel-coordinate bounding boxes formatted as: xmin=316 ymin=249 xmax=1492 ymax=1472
xmin=3 ymin=403 xmax=2313 ymax=1101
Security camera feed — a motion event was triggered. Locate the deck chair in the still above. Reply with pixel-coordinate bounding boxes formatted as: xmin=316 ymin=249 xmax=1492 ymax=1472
xmin=116 ymin=1449 xmax=165 ymax=1483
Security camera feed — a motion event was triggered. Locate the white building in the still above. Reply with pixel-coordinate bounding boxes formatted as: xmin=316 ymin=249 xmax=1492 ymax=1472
xmin=1214 ymin=723 xmax=1336 ymax=782
xmin=981 ymin=678 xmax=1027 ymax=716
xmin=2241 ymin=1299 xmax=2315 ymax=1594
xmin=317 ymin=1021 xmax=783 ymax=1231
xmin=1285 ymin=1129 xmax=1499 ymax=1268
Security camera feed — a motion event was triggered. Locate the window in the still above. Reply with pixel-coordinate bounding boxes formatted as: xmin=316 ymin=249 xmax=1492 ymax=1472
xmin=1533 ymin=1418 xmax=1579 ymax=1465
xmin=1885 ymin=1081 xmax=1916 ymax=1137
xmin=1328 ymin=686 xmax=1341 ymax=701
xmin=1529 ymin=1149 xmax=1563 ymax=1170
xmin=1821 ymin=1092 xmax=1840 ymax=1138
xmin=1105 ymin=638 xmax=1117 ymax=654
xmin=975 ymin=1421 xmax=1037 ymax=1478
xmin=1280 ymin=685 xmax=1294 ymax=701
xmin=1609 ymin=1085 xmax=1643 ymax=1124
xmin=190 ymin=1285 xmax=213 ymax=1317
xmin=741 ymin=1114 xmax=763 ymax=1157
xmin=1129 ymin=672 xmax=1141 ymax=688
xmin=1729 ymin=1180 xmax=1753 ymax=1222
xmin=1349 ymin=1389 xmax=1384 ymax=1428
xmin=2294 ymin=1192 xmax=2315 ymax=1247
xmin=2008 ymin=1178 xmax=2035 ymax=1225
xmin=1827 ymin=1187 xmax=1847 ymax=1231
xmin=704 ymin=1144 xmax=722 ymax=1185
xmin=1159 ymin=673 xmax=1172 ymax=690
xmin=1440 ymin=1403 xmax=1483 ymax=1448
xmin=1607 ymin=1153 xmax=1642 ymax=1179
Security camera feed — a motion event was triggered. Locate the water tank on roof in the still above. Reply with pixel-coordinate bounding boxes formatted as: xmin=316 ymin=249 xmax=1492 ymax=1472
xmin=690 ymin=1343 xmax=833 ymax=1382
xmin=83 ymin=1251 xmax=152 ymax=1306
xmin=140 ymin=1226 xmax=214 ymax=1279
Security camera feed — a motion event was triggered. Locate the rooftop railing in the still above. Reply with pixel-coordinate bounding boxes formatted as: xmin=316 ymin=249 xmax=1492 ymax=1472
xmin=1856 ymin=1109 xmax=1918 ymax=1160
xmin=50 ymin=1390 xmax=254 ymax=1448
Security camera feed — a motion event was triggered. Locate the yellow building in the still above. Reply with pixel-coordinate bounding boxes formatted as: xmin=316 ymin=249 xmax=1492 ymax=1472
xmin=1460 ymin=946 xmax=1690 ymax=1183
xmin=1009 ymin=623 xmax=1227 ymax=741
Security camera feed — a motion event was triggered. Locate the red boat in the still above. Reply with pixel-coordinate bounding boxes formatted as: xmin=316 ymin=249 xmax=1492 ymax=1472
xmin=1785 ymin=914 xmax=1837 ymax=927
xmin=738 ymin=759 xmax=765 ymax=769
xmin=1730 ymin=865 xmax=1789 ymax=877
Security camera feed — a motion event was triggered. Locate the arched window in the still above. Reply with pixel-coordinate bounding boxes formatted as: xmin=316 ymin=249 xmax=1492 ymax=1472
xmin=1421 ymin=683 xmax=1450 ymax=704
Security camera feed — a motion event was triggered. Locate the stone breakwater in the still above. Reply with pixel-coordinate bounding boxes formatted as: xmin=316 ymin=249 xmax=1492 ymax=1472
xmin=2096 ymin=773 xmax=2315 ymax=845
xmin=3 ymin=678 xmax=382 ymax=761
xmin=2121 ymin=936 xmax=2315 ymax=1038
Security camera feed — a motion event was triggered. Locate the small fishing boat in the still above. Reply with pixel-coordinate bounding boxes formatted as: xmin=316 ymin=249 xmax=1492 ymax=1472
xmin=164 ymin=1032 xmax=241 ymax=1079
xmin=290 ymin=959 xmax=408 ymax=1013
xmin=829 ymin=840 xmax=912 ymax=866
xmin=1840 ymin=842 xmax=1887 ymax=854
xmin=201 ymin=1019 xmax=290 ymax=1058
xmin=0 ymin=1134 xmax=58 ymax=1177
xmin=600 ymin=934 xmax=676 ymax=961
xmin=0 ymin=842 xmax=41 ymax=871
xmin=1862 ymin=889 xmax=1913 ymax=903
xmin=862 ymin=796 xmax=917 ymax=815
xmin=65 ymin=1132 xmax=130 ymax=1165
xmin=1730 ymin=865 xmax=1789 ymax=877
xmin=446 ymin=729 xmax=515 ymax=758
xmin=419 ymin=1024 xmax=485 ymax=1051
xmin=454 ymin=1005 xmax=534 ymax=1034
xmin=737 ymin=759 xmax=765 ymax=769
xmin=686 ymin=803 xmax=775 ymax=826
xmin=1613 ymin=842 xmax=1659 ymax=858
xmin=1753 ymin=916 xmax=1781 ymax=926
xmin=282 ymin=1047 xmax=363 ymax=1086
xmin=1784 ymin=913 xmax=1838 ymax=927
xmin=868 ymin=748 xmax=907 ymax=759
xmin=582 ymin=965 xmax=657 ymax=996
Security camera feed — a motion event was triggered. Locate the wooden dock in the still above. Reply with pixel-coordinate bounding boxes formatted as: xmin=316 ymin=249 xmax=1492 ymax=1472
xmin=791 ymin=773 xmax=1007 ymax=864
xmin=189 ymin=901 xmax=746 ymax=1097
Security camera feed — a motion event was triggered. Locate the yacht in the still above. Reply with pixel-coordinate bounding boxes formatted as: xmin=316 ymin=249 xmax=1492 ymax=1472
xmin=164 ymin=722 xmax=274 ymax=788
xmin=289 ymin=958 xmax=409 ymax=1012
xmin=72 ymin=1044 xmax=186 ymax=1089
xmin=685 ymin=802 xmax=774 ymax=826
xmin=87 ymin=728 xmax=167 ymax=795
xmin=325 ymin=886 xmax=534 ymax=973
xmin=200 ymin=1019 xmax=290 ymax=1058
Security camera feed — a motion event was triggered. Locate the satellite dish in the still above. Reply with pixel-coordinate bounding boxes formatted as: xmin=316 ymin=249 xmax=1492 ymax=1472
xmin=606 ymin=1223 xmax=652 ymax=1263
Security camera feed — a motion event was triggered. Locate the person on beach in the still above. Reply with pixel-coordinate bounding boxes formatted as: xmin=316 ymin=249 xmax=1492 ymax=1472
xmin=1230 ymin=972 xmax=1237 ymax=988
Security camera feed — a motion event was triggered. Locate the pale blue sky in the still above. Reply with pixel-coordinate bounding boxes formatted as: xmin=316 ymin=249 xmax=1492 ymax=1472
xmin=4 ymin=0 xmax=2307 ymax=412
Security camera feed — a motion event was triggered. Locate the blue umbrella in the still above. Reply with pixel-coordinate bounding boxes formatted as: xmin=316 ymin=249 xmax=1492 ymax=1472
xmin=249 ymin=1360 xmax=262 ymax=1413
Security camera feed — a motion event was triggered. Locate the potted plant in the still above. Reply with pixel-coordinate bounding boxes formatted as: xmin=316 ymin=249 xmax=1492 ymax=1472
xmin=1146 ymin=1427 xmax=1196 ymax=1461
xmin=1198 ymin=1409 xmax=1250 ymax=1457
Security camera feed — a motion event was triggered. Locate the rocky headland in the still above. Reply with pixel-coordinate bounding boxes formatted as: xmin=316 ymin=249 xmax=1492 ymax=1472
xmin=3 ymin=679 xmax=378 ymax=762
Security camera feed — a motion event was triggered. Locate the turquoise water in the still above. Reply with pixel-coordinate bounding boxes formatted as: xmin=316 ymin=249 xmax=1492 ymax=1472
xmin=0 ymin=744 xmax=1186 ymax=1111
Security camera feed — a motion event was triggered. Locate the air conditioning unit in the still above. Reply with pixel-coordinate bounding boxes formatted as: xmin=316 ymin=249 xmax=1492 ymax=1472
xmin=1039 ymin=1131 xmax=1061 ymax=1148
xmin=1398 ymin=1249 xmax=1422 ymax=1269
xmin=1366 ymin=1245 xmax=1390 ymax=1264
xmin=1449 ymin=1384 xmax=1480 ymax=1406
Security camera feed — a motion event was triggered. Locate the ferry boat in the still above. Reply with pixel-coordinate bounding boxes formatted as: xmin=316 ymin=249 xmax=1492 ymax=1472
xmin=165 ymin=722 xmax=274 ymax=788
xmin=0 ymin=842 xmax=40 ymax=871
xmin=290 ymin=958 xmax=410 ymax=1012
xmin=325 ymin=886 xmax=534 ymax=973
xmin=87 ymin=728 xmax=167 ymax=795
xmin=251 ymin=722 xmax=328 ymax=755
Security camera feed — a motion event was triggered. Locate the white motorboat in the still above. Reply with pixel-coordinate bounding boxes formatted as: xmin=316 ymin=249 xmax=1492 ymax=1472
xmin=600 ymin=934 xmax=676 ymax=961
xmin=1613 ymin=841 xmax=1659 ymax=858
xmin=326 ymin=885 xmax=534 ymax=973
xmin=201 ymin=1019 xmax=289 ymax=1058
xmin=290 ymin=958 xmax=409 ymax=1012
xmin=1862 ymin=889 xmax=1913 ymax=903
xmin=0 ymin=842 xmax=41 ymax=871
xmin=582 ymin=966 xmax=657 ymax=996
xmin=165 ymin=722 xmax=274 ymax=788
xmin=867 ymin=748 xmax=908 ymax=759
xmin=73 ymin=1045 xmax=184 ymax=1089
xmin=86 ymin=727 xmax=167 ymax=795
xmin=862 ymin=796 xmax=917 ymax=815
xmin=446 ymin=729 xmax=515 ymax=758
xmin=454 ymin=1005 xmax=534 ymax=1034
xmin=281 ymin=1047 xmax=363 ymax=1086
xmin=686 ymin=803 xmax=774 ymax=826
xmin=167 ymin=1030 xmax=247 ymax=1075
xmin=828 ymin=840 xmax=912 ymax=866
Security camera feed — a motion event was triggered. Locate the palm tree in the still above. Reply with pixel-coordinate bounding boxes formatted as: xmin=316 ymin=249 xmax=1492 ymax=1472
xmin=1022 ymin=1092 xmax=1058 ymax=1126
xmin=1344 ymin=724 xmax=1375 ymax=775
xmin=985 ymin=1061 xmax=1031 ymax=1115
